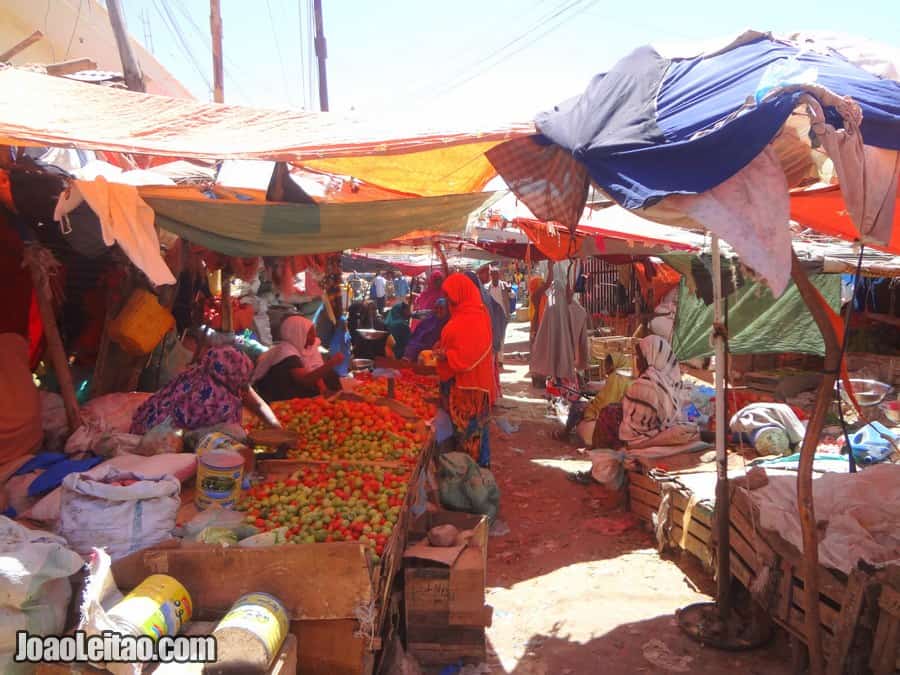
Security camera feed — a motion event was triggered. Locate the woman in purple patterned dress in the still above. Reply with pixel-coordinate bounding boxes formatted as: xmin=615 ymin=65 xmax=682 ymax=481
xmin=130 ymin=346 xmax=280 ymax=434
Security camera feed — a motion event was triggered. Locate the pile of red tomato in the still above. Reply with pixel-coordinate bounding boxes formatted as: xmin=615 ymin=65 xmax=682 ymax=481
xmin=249 ymin=397 xmax=428 ymax=463
xmin=352 ymin=371 xmax=440 ymax=420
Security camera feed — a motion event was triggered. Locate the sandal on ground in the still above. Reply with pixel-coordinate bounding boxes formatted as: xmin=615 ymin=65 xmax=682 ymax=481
xmin=567 ymin=471 xmax=595 ymax=485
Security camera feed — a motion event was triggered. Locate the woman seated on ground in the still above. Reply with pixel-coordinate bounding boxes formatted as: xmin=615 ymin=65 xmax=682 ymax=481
xmin=555 ymin=354 xmax=632 ymax=443
xmin=251 ymin=316 xmax=344 ymax=403
xmin=618 ymin=335 xmax=698 ymax=449
xmin=131 ymin=346 xmax=281 ymax=433
xmin=403 ymin=298 xmax=449 ymax=363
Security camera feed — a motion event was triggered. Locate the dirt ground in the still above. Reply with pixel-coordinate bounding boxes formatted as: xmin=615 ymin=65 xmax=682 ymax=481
xmin=479 ymin=322 xmax=792 ymax=674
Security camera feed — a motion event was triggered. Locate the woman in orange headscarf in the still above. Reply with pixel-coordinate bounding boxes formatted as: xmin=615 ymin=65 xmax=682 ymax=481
xmin=435 ymin=273 xmax=496 ymax=467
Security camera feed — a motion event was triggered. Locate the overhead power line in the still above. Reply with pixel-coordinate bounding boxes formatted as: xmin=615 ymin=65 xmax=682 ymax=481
xmin=266 ymin=0 xmax=294 ymax=106
xmin=420 ymin=0 xmax=600 ymax=101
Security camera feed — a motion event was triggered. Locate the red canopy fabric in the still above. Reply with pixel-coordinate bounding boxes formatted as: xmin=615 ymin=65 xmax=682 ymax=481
xmin=790 ymin=185 xmax=900 ymax=253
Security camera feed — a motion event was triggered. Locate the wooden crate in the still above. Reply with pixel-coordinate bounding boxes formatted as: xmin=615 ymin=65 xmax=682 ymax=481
xmin=870 ymin=581 xmax=900 ymax=675
xmin=36 ymin=632 xmax=298 ymax=675
xmin=404 ymin=511 xmax=491 ymax=666
xmin=109 ymin=542 xmax=375 ymax=675
xmin=729 ymin=487 xmax=848 ymax=641
xmin=627 ymin=469 xmax=715 ymax=570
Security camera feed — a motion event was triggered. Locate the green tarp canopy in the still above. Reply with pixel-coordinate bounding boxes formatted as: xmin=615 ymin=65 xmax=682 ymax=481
xmin=671 ymin=274 xmax=841 ymax=361
xmin=143 ymin=192 xmax=498 ymax=257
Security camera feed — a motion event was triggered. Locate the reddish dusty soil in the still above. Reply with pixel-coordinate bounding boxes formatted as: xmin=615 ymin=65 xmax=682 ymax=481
xmin=479 ymin=323 xmax=792 ymax=674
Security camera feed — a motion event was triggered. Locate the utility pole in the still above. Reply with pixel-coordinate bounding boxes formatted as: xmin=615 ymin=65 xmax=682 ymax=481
xmin=209 ymin=0 xmax=232 ymax=332
xmin=209 ymin=0 xmax=225 ymax=104
xmin=107 ymin=0 xmax=145 ymax=92
xmin=313 ymin=0 xmax=329 ymax=111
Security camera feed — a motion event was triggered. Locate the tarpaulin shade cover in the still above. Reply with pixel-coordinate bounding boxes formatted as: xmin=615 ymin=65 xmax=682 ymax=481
xmin=532 ymin=33 xmax=900 ymax=210
xmin=0 ymin=67 xmax=533 ymax=196
xmin=791 ymin=185 xmax=900 ymax=253
xmin=672 ymin=274 xmax=841 ymax=361
xmin=140 ymin=188 xmax=496 ymax=257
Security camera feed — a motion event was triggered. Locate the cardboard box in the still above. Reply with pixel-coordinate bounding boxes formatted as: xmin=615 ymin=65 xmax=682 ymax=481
xmin=403 ymin=511 xmax=491 ymax=665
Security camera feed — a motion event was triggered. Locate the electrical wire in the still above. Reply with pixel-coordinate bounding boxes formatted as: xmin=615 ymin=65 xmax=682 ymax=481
xmin=419 ymin=0 xmax=599 ymax=101
xmin=64 ymin=0 xmax=83 ymax=59
xmin=266 ymin=0 xmax=294 ymax=106
xmin=153 ymin=0 xmax=212 ymax=95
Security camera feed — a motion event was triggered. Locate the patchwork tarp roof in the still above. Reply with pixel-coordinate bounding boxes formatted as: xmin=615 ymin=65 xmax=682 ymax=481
xmin=0 ymin=67 xmax=533 ymax=196
xmin=490 ymin=31 xmax=900 ymax=295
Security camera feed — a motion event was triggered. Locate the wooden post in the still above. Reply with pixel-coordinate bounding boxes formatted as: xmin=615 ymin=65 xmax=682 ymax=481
xmin=209 ymin=0 xmax=224 ymax=103
xmin=221 ymin=275 xmax=234 ymax=332
xmin=789 ymin=249 xmax=842 ymax=675
xmin=711 ymin=235 xmax=731 ymax=619
xmin=313 ymin=0 xmax=329 ymax=111
xmin=23 ymin=244 xmax=81 ymax=432
xmin=107 ymin=0 xmax=145 ymax=92
xmin=0 ymin=30 xmax=44 ymax=62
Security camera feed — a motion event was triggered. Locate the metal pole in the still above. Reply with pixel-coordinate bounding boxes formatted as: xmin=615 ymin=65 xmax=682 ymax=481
xmin=313 ymin=0 xmax=329 ymax=111
xmin=106 ymin=0 xmax=145 ymax=92
xmin=711 ymin=234 xmax=732 ymax=619
xmin=209 ymin=0 xmax=224 ymax=103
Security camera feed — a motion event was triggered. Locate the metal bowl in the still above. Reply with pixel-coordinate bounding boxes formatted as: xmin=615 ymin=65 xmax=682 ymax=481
xmin=351 ymin=358 xmax=374 ymax=371
xmin=355 ymin=329 xmax=388 ymax=340
xmin=835 ymin=379 xmax=893 ymax=408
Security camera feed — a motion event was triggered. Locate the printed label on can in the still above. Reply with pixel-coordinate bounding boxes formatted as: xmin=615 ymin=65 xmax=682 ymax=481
xmin=108 ymin=575 xmax=193 ymax=641
xmin=215 ymin=592 xmax=289 ymax=661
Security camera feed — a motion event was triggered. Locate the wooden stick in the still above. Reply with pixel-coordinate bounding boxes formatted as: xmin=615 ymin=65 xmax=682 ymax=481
xmin=221 ymin=275 xmax=234 ymax=332
xmin=209 ymin=0 xmax=225 ymax=103
xmin=789 ymin=249 xmax=842 ymax=675
xmin=45 ymin=58 xmax=98 ymax=76
xmin=23 ymin=245 xmax=81 ymax=432
xmin=0 ymin=30 xmax=43 ymax=62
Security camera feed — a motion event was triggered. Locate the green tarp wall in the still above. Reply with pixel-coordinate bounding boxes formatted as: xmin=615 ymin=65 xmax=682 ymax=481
xmin=671 ymin=274 xmax=841 ymax=361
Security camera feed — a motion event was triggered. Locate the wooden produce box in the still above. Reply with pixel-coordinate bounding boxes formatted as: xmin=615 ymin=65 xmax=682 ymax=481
xmin=36 ymin=633 xmax=297 ymax=675
xmin=403 ymin=511 xmax=491 ymax=666
xmin=109 ymin=541 xmax=377 ymax=675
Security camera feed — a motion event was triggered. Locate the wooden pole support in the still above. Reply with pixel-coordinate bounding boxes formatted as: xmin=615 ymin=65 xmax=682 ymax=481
xmin=23 ymin=244 xmax=81 ymax=432
xmin=0 ymin=30 xmax=44 ymax=62
xmin=106 ymin=0 xmax=145 ymax=92
xmin=221 ymin=275 xmax=234 ymax=332
xmin=789 ymin=249 xmax=842 ymax=675
xmin=711 ymin=234 xmax=731 ymax=618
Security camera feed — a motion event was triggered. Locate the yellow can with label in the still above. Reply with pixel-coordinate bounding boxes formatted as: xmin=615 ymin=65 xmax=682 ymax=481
xmin=107 ymin=574 xmax=192 ymax=641
xmin=209 ymin=592 xmax=289 ymax=673
xmin=195 ymin=449 xmax=244 ymax=510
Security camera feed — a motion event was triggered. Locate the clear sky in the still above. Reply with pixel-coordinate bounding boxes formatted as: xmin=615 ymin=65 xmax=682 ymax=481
xmin=122 ymin=0 xmax=897 ymax=122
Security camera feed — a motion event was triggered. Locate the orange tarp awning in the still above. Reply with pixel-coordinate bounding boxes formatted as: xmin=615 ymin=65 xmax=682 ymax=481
xmin=0 ymin=68 xmax=533 ymax=196
xmin=790 ymin=185 xmax=900 ymax=253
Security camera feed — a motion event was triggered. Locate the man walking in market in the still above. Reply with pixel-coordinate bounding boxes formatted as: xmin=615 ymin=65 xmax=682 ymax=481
xmin=483 ymin=265 xmax=510 ymax=372
xmin=371 ymin=269 xmax=387 ymax=315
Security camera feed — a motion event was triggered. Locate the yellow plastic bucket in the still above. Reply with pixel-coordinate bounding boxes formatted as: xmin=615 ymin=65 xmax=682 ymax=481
xmin=109 ymin=288 xmax=175 ymax=355
xmin=107 ymin=574 xmax=192 ymax=641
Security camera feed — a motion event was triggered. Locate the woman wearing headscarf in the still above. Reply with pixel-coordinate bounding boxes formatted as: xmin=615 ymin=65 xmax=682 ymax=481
xmin=435 ymin=274 xmax=497 ymax=467
xmin=131 ymin=346 xmax=280 ymax=433
xmin=413 ymin=271 xmax=444 ymax=313
xmin=404 ymin=298 xmax=449 ymax=363
xmin=619 ymin=335 xmax=697 ymax=448
xmin=384 ymin=302 xmax=412 ymax=359
xmin=251 ymin=315 xmax=344 ymax=402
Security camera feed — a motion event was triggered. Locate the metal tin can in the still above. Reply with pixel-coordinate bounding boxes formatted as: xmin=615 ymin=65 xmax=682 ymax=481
xmin=107 ymin=574 xmax=192 ymax=640
xmin=211 ymin=592 xmax=289 ymax=670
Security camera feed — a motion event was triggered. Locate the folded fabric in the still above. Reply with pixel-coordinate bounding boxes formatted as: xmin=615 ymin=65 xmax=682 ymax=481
xmin=14 ymin=452 xmax=67 ymax=476
xmin=27 ymin=456 xmax=104 ymax=497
